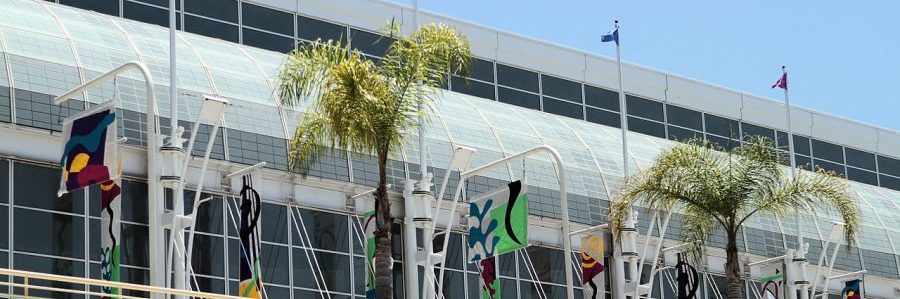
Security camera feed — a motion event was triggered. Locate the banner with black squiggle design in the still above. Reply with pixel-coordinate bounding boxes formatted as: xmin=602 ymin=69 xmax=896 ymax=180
xmin=99 ymin=179 xmax=121 ymax=298
xmin=467 ymin=181 xmax=528 ymax=263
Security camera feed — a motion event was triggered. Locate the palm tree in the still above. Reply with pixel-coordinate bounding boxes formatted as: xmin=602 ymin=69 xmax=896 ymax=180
xmin=608 ymin=137 xmax=860 ymax=299
xmin=276 ymin=23 xmax=471 ymax=298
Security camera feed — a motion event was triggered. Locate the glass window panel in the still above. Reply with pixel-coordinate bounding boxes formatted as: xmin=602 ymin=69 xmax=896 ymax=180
xmin=584 ymin=85 xmax=620 ymax=111
xmin=704 ymin=114 xmax=739 ymax=139
xmin=184 ymin=15 xmax=239 ymax=43
xmin=813 ymin=159 xmax=845 ymax=177
xmin=14 ymin=163 xmax=84 ymax=214
xmin=59 ymin=0 xmax=119 ymax=16
xmin=811 ymin=139 xmax=844 ymax=164
xmin=585 ymin=107 xmax=620 ymax=128
xmin=120 ymin=223 xmax=149 ymax=268
xmin=190 ymin=276 xmax=226 ymax=294
xmin=706 ymin=134 xmax=739 ymax=151
xmin=292 ymin=248 xmax=351 ymax=293
xmin=794 ymin=154 xmax=813 ymax=171
xmin=184 ymin=0 xmax=238 ymax=23
xmin=0 ymin=160 xmax=7 ymax=204
xmin=0 ymin=0 xmax=65 ymax=37
xmin=626 ymin=95 xmax=663 ymax=121
xmin=844 ymin=148 xmax=876 ymax=171
xmin=297 ymin=15 xmax=347 ymax=44
xmin=741 ymin=122 xmax=776 ymax=143
xmin=242 ymin=28 xmax=295 ymax=53
xmin=666 ymin=104 xmax=702 ymax=130
xmin=185 ymin=192 xmax=223 ymax=234
xmin=541 ymin=74 xmax=582 ymax=103
xmin=0 ymin=206 xmax=6 ymax=249
xmin=497 ymin=87 xmax=540 ymax=110
xmin=12 ymin=253 xmax=84 ymax=299
xmin=89 ymin=179 xmax=148 ymax=223
xmin=496 ymin=64 xmax=539 ymax=93
xmin=295 ymin=209 xmax=349 ymax=252
xmin=521 ymin=247 xmax=565 ymax=284
xmin=466 ymin=58 xmax=495 ymax=82
xmin=123 ymin=1 xmax=172 ymax=28
xmin=1 ymin=87 xmax=11 ymax=123
xmin=14 ymin=208 xmax=84 ymax=258
xmin=241 ymin=2 xmax=293 ymax=36
xmin=877 ymin=155 xmax=900 ymax=177
xmin=350 ymin=29 xmax=393 ymax=58
xmin=792 ymin=135 xmax=811 ymax=156
xmin=879 ymin=174 xmax=900 ymax=191
xmin=776 ymin=131 xmax=789 ymax=150
xmin=667 ymin=125 xmax=702 ymax=142
xmin=628 ymin=116 xmax=666 ymax=138
xmin=262 ymin=202 xmax=288 ymax=244
xmin=9 ymin=55 xmax=83 ymax=97
xmin=846 ymin=168 xmax=877 ymax=185
xmin=542 ymin=97 xmax=583 ymax=119
xmin=451 ymin=76 xmax=495 ymax=100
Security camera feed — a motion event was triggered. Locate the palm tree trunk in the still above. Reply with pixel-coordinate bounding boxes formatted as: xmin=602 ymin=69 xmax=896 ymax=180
xmin=725 ymin=230 xmax=743 ymax=299
xmin=374 ymin=150 xmax=394 ymax=299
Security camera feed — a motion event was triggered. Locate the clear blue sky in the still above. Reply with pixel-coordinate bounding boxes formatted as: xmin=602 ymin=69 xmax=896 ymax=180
xmin=389 ymin=0 xmax=900 ymax=131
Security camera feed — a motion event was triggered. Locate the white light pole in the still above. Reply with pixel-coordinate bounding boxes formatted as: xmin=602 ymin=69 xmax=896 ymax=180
xmin=53 ymin=61 xmax=164 ymax=298
xmin=408 ymin=0 xmax=424 ymax=298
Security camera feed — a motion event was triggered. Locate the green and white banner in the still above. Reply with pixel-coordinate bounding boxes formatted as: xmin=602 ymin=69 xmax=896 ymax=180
xmin=363 ymin=211 xmax=376 ymax=299
xmin=467 ymin=180 xmax=529 ymax=262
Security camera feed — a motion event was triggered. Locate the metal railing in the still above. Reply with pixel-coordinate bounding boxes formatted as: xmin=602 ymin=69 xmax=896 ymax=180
xmin=0 ymin=267 xmax=248 ymax=299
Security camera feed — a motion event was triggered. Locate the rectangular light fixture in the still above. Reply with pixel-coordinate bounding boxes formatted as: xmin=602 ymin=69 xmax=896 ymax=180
xmin=197 ymin=95 xmax=229 ymax=125
xmin=448 ymin=145 xmax=476 ymax=171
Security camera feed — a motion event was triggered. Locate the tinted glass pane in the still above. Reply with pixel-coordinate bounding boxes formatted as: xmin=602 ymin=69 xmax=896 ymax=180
xmin=451 ymin=76 xmax=495 ymax=100
xmin=704 ymin=114 xmax=739 ymax=138
xmin=131 ymin=0 xmax=169 ymax=7
xmin=123 ymin=1 xmax=172 ymax=28
xmin=666 ymin=105 xmax=702 ymax=130
xmin=584 ymin=85 xmax=619 ymax=111
xmin=497 ymin=87 xmax=540 ymax=110
xmin=706 ymin=134 xmax=739 ymax=151
xmin=242 ymin=28 xmax=295 ymax=53
xmin=586 ymin=107 xmax=620 ymax=128
xmin=60 ymin=0 xmax=119 ymax=16
xmin=496 ymin=64 xmax=538 ymax=92
xmin=259 ymin=244 xmax=289 ymax=285
xmin=880 ymin=174 xmax=900 ymax=191
xmin=184 ymin=15 xmax=238 ymax=43
xmin=542 ymin=97 xmax=583 ymax=119
xmin=14 ymin=163 xmax=84 ymax=214
xmin=350 ymin=29 xmax=393 ymax=57
xmin=262 ymin=203 xmax=288 ymax=244
xmin=741 ymin=122 xmax=775 ymax=143
xmin=120 ymin=223 xmax=149 ymax=267
xmin=792 ymin=135 xmax=811 ymax=155
xmin=89 ymin=180 xmax=148 ymax=223
xmin=241 ymin=2 xmax=293 ymax=35
xmin=541 ymin=75 xmax=582 ymax=103
xmin=467 ymin=58 xmax=495 ymax=82
xmin=522 ymin=247 xmax=565 ymax=284
xmin=0 ymin=206 xmax=6 ymax=249
xmin=626 ymin=95 xmax=663 ymax=121
xmin=844 ymin=148 xmax=876 ymax=171
xmin=667 ymin=126 xmax=702 ymax=142
xmin=184 ymin=0 xmax=237 ymax=23
xmin=846 ymin=167 xmax=877 ymax=185
xmin=0 ymin=160 xmax=7 ymax=204
xmin=794 ymin=154 xmax=813 ymax=170
xmin=185 ymin=192 xmax=223 ymax=234
xmin=776 ymin=131 xmax=789 ymax=150
xmin=877 ymin=155 xmax=900 ymax=177
xmin=13 ymin=253 xmax=84 ymax=299
xmin=295 ymin=209 xmax=349 ymax=252
xmin=297 ymin=16 xmax=347 ymax=44
xmin=813 ymin=159 xmax=845 ymax=177
xmin=628 ymin=117 xmax=665 ymax=138
xmin=14 ymin=208 xmax=84 ymax=258
xmin=811 ymin=139 xmax=844 ymax=163
xmin=293 ymin=248 xmax=350 ymax=292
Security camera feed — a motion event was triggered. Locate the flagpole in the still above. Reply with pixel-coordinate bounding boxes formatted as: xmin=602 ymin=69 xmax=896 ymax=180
xmin=611 ymin=19 xmax=634 ymax=299
xmin=781 ymin=65 xmax=808 ymax=299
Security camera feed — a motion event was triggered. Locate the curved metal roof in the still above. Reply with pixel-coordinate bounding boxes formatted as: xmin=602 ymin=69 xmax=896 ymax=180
xmin=0 ymin=0 xmax=898 ymax=278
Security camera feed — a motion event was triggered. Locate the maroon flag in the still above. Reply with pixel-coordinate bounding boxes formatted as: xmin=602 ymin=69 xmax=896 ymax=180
xmin=772 ymin=72 xmax=787 ymax=89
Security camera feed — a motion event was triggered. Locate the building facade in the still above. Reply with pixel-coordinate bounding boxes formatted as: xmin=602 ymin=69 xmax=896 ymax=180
xmin=0 ymin=0 xmax=898 ymax=298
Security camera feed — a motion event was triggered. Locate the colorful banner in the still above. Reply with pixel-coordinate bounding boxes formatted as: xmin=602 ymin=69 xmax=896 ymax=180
xmin=675 ymin=253 xmax=700 ymax=299
xmin=363 ymin=211 xmax=376 ymax=299
xmin=759 ymin=263 xmax=784 ymax=299
xmin=841 ymin=279 xmax=862 ymax=299
xmin=467 ymin=181 xmax=528 ymax=262
xmin=239 ymin=174 xmax=265 ymax=298
xmin=478 ymin=256 xmax=500 ymax=299
xmin=59 ymin=102 xmax=119 ymax=196
xmin=99 ymin=180 xmax=121 ymax=298
xmin=581 ymin=233 xmax=605 ymax=299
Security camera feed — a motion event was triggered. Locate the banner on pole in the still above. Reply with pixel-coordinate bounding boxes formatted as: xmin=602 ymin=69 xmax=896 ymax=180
xmin=99 ymin=179 xmax=121 ymax=298
xmin=478 ymin=256 xmax=500 ymax=299
xmin=467 ymin=181 xmax=528 ymax=263
xmin=581 ymin=233 xmax=605 ymax=299
xmin=363 ymin=211 xmax=376 ymax=299
xmin=841 ymin=279 xmax=862 ymax=299
xmin=759 ymin=263 xmax=784 ymax=299
xmin=59 ymin=102 xmax=119 ymax=196
xmin=675 ymin=253 xmax=700 ymax=299
xmin=239 ymin=174 xmax=266 ymax=298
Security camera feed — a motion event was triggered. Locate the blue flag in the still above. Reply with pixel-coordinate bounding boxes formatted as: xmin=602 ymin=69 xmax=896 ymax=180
xmin=601 ymin=28 xmax=619 ymax=44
